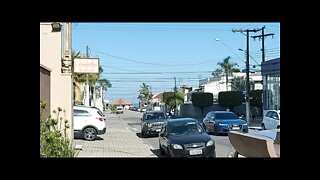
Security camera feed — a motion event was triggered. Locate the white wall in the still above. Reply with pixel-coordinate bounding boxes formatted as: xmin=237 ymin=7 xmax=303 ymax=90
xmin=40 ymin=23 xmax=73 ymax=140
xmin=203 ymin=77 xmax=228 ymax=98
xmin=202 ymin=73 xmax=263 ymax=97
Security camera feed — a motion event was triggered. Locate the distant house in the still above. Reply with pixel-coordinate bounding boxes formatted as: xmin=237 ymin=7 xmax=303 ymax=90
xmin=150 ymin=93 xmax=165 ymax=111
xmin=112 ymin=99 xmax=132 ymax=109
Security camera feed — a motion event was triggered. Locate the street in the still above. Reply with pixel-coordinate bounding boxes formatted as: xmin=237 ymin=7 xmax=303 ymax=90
xmin=118 ymin=109 xmax=235 ymax=157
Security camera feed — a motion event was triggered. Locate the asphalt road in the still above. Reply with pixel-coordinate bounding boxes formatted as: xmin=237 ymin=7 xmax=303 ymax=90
xmin=118 ymin=109 xmax=235 ymax=157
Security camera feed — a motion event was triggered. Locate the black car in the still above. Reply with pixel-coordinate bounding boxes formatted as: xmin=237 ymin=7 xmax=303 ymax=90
xmin=141 ymin=110 xmax=168 ymax=137
xmin=159 ymin=118 xmax=216 ymax=158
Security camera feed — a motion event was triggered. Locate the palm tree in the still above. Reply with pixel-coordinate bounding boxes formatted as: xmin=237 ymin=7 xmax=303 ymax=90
xmin=212 ymin=68 xmax=223 ymax=78
xmin=138 ymin=83 xmax=152 ymax=107
xmin=231 ymin=76 xmax=246 ymax=91
xmin=216 ymin=56 xmax=239 ymax=91
xmin=96 ymin=78 xmax=112 ymax=110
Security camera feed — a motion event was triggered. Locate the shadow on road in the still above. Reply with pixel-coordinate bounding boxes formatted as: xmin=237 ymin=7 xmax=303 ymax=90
xmin=150 ymin=149 xmax=167 ymax=158
xmin=135 ymin=132 xmax=158 ymax=139
xmin=73 ymin=136 xmax=104 ymax=141
xmin=95 ymin=136 xmax=104 ymax=141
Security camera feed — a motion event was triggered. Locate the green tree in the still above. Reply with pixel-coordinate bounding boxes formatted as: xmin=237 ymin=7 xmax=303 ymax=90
xmin=216 ymin=56 xmax=239 ymax=91
xmin=163 ymin=91 xmax=184 ymax=115
xmin=138 ymin=83 xmax=153 ymax=107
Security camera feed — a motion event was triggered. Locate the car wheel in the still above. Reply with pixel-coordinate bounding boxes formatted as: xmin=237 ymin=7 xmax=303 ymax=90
xmin=141 ymin=130 xmax=146 ymax=137
xmin=83 ymin=127 xmax=97 ymax=141
xmin=167 ymin=148 xmax=172 ymax=158
xmin=213 ymin=127 xmax=219 ymax=136
xmin=234 ymin=151 xmax=239 ymax=158
xmin=261 ymin=124 xmax=266 ymax=130
xmin=159 ymin=143 xmax=165 ymax=156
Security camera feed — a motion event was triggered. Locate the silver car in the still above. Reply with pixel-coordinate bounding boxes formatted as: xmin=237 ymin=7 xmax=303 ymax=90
xmin=141 ymin=111 xmax=167 ymax=137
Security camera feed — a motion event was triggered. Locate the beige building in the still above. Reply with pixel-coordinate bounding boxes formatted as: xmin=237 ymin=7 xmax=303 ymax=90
xmin=40 ymin=22 xmax=73 ymax=140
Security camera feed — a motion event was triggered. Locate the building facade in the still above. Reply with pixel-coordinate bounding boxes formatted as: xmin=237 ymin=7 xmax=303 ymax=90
xmin=199 ymin=72 xmax=263 ymax=100
xmin=40 ymin=22 xmax=73 ymax=140
xmin=261 ymin=58 xmax=280 ymax=114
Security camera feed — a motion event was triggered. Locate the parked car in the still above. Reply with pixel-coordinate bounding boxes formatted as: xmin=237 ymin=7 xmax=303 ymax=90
xmin=129 ymin=106 xmax=138 ymax=111
xmin=159 ymin=118 xmax=216 ymax=158
xmin=141 ymin=110 xmax=168 ymax=137
xmin=73 ymin=106 xmax=106 ymax=141
xmin=116 ymin=106 xmax=123 ymax=114
xmin=202 ymin=111 xmax=248 ymax=135
xmin=261 ymin=110 xmax=280 ymax=130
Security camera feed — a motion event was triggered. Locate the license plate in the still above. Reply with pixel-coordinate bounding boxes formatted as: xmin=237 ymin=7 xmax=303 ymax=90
xmin=156 ymin=129 xmax=161 ymax=132
xmin=189 ymin=149 xmax=202 ymax=155
xmin=232 ymin=127 xmax=240 ymax=130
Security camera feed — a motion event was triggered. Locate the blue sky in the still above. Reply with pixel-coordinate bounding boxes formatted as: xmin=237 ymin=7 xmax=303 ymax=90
xmin=72 ymin=23 xmax=280 ymax=104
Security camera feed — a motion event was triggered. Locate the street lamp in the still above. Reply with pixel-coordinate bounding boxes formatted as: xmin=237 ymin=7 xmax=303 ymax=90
xmin=237 ymin=48 xmax=251 ymax=124
xmin=215 ymin=38 xmax=245 ymax=64
xmin=51 ymin=22 xmax=61 ymax=32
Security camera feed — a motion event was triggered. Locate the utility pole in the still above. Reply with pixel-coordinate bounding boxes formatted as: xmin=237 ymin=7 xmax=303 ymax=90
xmin=84 ymin=46 xmax=90 ymax=106
xmin=251 ymin=26 xmax=275 ymax=63
xmin=62 ymin=22 xmax=73 ymax=141
xmin=232 ymin=28 xmax=262 ymax=124
xmin=174 ymin=77 xmax=177 ymax=116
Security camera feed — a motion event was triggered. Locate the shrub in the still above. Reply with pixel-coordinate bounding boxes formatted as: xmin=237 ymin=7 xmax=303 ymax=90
xmin=40 ymin=100 xmax=75 ymax=158
xmin=191 ymin=92 xmax=213 ymax=107
xmin=218 ymin=91 xmax=244 ymax=111
xmin=110 ymin=105 xmax=117 ymax=113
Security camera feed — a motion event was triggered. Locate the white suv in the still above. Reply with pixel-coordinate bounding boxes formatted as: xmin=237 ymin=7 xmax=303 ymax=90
xmin=74 ymin=106 xmax=106 ymax=141
xmin=116 ymin=106 xmax=123 ymax=114
xmin=261 ymin=110 xmax=280 ymax=130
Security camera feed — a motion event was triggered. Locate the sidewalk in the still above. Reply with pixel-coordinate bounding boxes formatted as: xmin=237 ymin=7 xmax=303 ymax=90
xmin=248 ymin=117 xmax=262 ymax=130
xmin=74 ymin=111 xmax=156 ymax=157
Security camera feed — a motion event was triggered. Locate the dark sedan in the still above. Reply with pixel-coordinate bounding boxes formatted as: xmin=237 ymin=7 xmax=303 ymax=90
xmin=141 ymin=111 xmax=168 ymax=137
xmin=159 ymin=118 xmax=216 ymax=158
xmin=202 ymin=111 xmax=248 ymax=135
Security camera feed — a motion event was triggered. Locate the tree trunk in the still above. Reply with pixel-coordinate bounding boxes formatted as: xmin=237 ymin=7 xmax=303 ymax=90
xmin=93 ymin=85 xmax=96 ymax=107
xmin=226 ymin=72 xmax=228 ymax=91
xmin=74 ymin=81 xmax=82 ymax=104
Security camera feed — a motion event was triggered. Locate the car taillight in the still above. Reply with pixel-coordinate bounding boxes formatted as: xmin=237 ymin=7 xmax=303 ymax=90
xmin=97 ymin=117 xmax=106 ymax=121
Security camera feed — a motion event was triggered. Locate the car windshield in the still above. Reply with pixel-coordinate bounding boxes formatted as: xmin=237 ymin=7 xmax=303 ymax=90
xmin=169 ymin=122 xmax=203 ymax=135
xmin=145 ymin=112 xmax=166 ymax=120
xmin=215 ymin=113 xmax=238 ymax=119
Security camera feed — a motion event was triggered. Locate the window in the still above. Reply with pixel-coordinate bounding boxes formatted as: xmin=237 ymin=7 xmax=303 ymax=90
xmin=206 ymin=112 xmax=214 ymax=118
xmin=272 ymin=112 xmax=279 ymax=120
xmin=266 ymin=111 xmax=273 ymax=118
xmin=146 ymin=112 xmax=166 ymax=120
xmin=74 ymin=109 xmax=90 ymax=116
xmin=215 ymin=113 xmax=238 ymax=119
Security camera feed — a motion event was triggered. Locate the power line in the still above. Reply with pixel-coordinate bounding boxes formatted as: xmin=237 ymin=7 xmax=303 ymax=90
xmin=92 ymin=49 xmax=227 ymax=67
xmin=101 ymin=71 xmax=212 ymax=74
